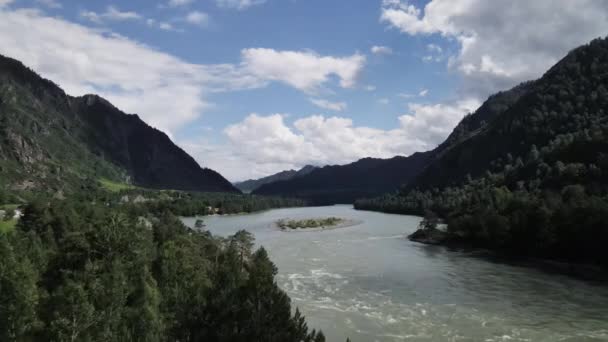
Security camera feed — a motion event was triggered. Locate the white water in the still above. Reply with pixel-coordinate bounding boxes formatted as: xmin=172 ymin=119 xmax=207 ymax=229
xmin=183 ymin=205 xmax=608 ymax=342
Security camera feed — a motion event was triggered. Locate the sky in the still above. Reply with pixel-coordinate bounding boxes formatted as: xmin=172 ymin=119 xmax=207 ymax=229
xmin=1 ymin=0 xmax=608 ymax=181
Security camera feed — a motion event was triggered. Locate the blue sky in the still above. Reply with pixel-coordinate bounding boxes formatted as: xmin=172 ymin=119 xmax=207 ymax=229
xmin=1 ymin=0 xmax=607 ymax=180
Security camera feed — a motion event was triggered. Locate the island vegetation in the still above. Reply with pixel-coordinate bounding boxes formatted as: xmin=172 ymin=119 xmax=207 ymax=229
xmin=277 ymin=217 xmax=343 ymax=230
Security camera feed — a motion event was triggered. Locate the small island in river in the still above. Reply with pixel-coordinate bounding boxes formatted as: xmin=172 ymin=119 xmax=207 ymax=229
xmin=276 ymin=217 xmax=362 ymax=232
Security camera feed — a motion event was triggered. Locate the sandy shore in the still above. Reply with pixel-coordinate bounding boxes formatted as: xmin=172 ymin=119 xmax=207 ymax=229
xmin=275 ymin=218 xmax=363 ymax=232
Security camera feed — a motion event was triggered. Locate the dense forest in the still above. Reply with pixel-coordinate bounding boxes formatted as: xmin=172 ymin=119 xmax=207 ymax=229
xmin=356 ymin=38 xmax=608 ymax=267
xmin=0 ymin=51 xmax=327 ymax=341
xmin=0 ymin=197 xmax=325 ymax=341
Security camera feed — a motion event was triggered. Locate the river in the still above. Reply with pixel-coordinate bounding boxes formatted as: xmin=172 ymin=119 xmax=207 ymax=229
xmin=182 ymin=205 xmax=608 ymax=342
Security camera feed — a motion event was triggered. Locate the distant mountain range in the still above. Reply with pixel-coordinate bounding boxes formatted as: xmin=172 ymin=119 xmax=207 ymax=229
xmin=253 ymin=154 xmax=432 ymax=204
xmin=4 ymin=36 xmax=607 ymax=211
xmin=254 ymin=38 xmax=608 ymax=205
xmin=234 ymin=165 xmax=317 ymax=193
xmin=0 ymin=54 xmax=238 ymax=194
xmin=252 ymin=83 xmax=531 ymax=204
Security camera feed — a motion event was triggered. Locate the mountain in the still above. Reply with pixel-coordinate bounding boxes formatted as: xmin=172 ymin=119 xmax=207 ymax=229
xmin=356 ymin=38 xmax=608 ymax=266
xmin=0 ymin=54 xmax=238 ymax=194
xmin=404 ymin=38 xmax=608 ymax=193
xmin=234 ymin=165 xmax=317 ymax=193
xmin=253 ymin=153 xmax=433 ymax=204
xmin=252 ymin=80 xmax=534 ymax=205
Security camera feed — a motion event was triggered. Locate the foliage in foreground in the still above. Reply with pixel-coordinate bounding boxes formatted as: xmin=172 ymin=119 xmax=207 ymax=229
xmin=0 ymin=200 xmax=325 ymax=341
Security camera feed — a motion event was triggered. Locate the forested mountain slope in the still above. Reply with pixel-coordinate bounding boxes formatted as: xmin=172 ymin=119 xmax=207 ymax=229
xmin=253 ymin=77 xmax=533 ymax=204
xmin=356 ymin=38 xmax=608 ymax=266
xmin=0 ymin=54 xmax=238 ymax=194
xmin=253 ymin=153 xmax=433 ymax=204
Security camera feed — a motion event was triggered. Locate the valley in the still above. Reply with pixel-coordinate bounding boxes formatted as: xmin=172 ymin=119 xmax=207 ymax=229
xmin=187 ymin=205 xmax=608 ymax=342
xmin=1 ymin=5 xmax=608 ymax=341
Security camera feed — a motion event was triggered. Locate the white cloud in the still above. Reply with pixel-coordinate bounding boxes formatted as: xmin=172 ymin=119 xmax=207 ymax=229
xmin=185 ymin=11 xmax=209 ymax=26
xmin=381 ymin=0 xmax=608 ymax=98
xmin=36 ymin=0 xmax=61 ymax=8
xmin=378 ymin=98 xmax=389 ymax=105
xmin=309 ymin=98 xmax=347 ymax=111
xmin=398 ymin=99 xmax=479 ymax=146
xmin=0 ymin=0 xmax=13 ymax=8
xmin=398 ymin=92 xmax=415 ymax=99
xmin=241 ymin=48 xmax=366 ymax=93
xmin=204 ymin=99 xmax=480 ymax=180
xmin=0 ymin=8 xmax=365 ymax=138
xmin=81 ymin=6 xmax=141 ymax=24
xmin=168 ymin=0 xmax=194 ymax=7
xmin=146 ymin=18 xmax=179 ymax=31
xmin=371 ymin=45 xmax=393 ymax=55
xmin=427 ymin=43 xmax=442 ymax=53
xmin=365 ymin=85 xmax=376 ymax=91
xmin=0 ymin=9 xmax=257 ymax=134
xmin=216 ymin=0 xmax=266 ymax=10
xmin=159 ymin=22 xmax=174 ymax=30
xmin=397 ymin=89 xmax=428 ymax=99
xmin=423 ymin=43 xmax=444 ymax=62
xmin=422 ymin=55 xmax=442 ymax=63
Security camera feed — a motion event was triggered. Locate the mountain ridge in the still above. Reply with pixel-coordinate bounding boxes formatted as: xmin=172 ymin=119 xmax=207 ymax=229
xmin=355 ymin=37 xmax=608 ymax=265
xmin=253 ymin=153 xmax=433 ymax=204
xmin=234 ymin=165 xmax=317 ymax=193
xmin=252 ymin=81 xmax=533 ymax=204
xmin=0 ymin=54 xmax=239 ymax=194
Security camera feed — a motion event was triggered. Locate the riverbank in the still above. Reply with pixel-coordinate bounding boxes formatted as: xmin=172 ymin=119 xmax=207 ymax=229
xmin=197 ymin=205 xmax=608 ymax=341
xmin=408 ymin=228 xmax=608 ymax=282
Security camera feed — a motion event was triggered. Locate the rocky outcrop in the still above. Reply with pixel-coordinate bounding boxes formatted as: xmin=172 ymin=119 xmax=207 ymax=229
xmin=408 ymin=228 xmax=450 ymax=245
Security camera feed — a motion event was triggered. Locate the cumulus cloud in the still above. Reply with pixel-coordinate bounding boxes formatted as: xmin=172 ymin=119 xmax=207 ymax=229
xmin=381 ymin=0 xmax=608 ymax=98
xmin=216 ymin=0 xmax=266 ymax=10
xmin=0 ymin=9 xmax=225 ymax=134
xmin=371 ymin=45 xmax=393 ymax=55
xmin=309 ymin=98 xmax=347 ymax=111
xmin=185 ymin=11 xmax=209 ymax=26
xmin=205 ymin=99 xmax=479 ymax=180
xmin=241 ymin=48 xmax=366 ymax=92
xmin=0 ymin=8 xmax=365 ymax=136
xmin=81 ymin=5 xmax=142 ymax=23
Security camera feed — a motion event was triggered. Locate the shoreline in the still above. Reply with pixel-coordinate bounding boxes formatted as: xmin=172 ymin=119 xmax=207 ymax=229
xmin=408 ymin=228 xmax=608 ymax=282
xmin=275 ymin=218 xmax=363 ymax=232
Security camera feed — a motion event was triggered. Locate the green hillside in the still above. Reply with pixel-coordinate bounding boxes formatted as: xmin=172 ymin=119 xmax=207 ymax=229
xmin=356 ymin=38 xmax=608 ymax=266
xmin=0 ymin=55 xmax=238 ymax=197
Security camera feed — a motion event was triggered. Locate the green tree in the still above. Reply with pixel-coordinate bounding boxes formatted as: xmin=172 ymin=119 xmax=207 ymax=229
xmin=0 ymin=236 xmax=40 ymax=340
